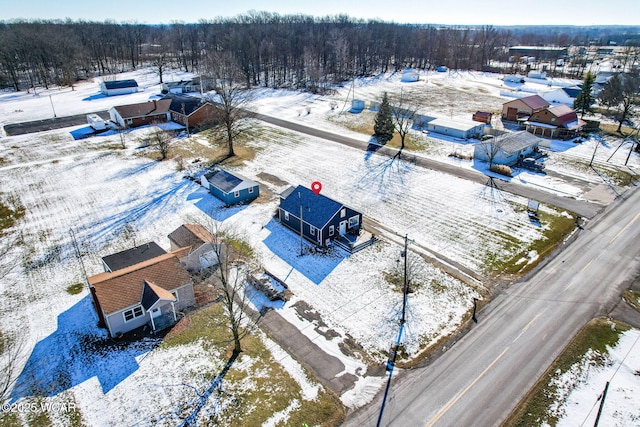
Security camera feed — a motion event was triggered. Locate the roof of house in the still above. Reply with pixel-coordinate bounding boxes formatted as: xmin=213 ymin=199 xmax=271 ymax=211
xmin=204 ymin=169 xmax=258 ymax=194
xmin=477 ymin=131 xmax=541 ymax=156
xmin=429 ymin=117 xmax=483 ymax=132
xmin=88 ymin=253 xmax=191 ymax=315
xmin=101 ymin=242 xmax=167 ymax=272
xmin=562 ymin=87 xmax=582 ymax=99
xmin=280 ymin=185 xmax=355 ymax=230
xmin=168 ymin=224 xmax=213 ymax=249
xmin=547 ymin=104 xmax=579 ymax=126
xmin=163 ymin=94 xmax=210 ymax=116
xmin=113 ymin=99 xmax=172 ymax=119
xmin=506 ymin=95 xmax=550 ymax=111
xmin=163 ymin=80 xmax=199 ymax=89
xmin=103 ymin=79 xmax=138 ymax=90
xmin=141 ymin=280 xmax=176 ymax=310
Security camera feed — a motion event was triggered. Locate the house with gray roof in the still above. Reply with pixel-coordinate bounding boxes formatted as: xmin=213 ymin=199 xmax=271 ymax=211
xmin=474 ymin=131 xmax=543 ymax=166
xmin=200 ymin=169 xmax=259 ymax=206
xmin=278 ymin=185 xmax=362 ymax=248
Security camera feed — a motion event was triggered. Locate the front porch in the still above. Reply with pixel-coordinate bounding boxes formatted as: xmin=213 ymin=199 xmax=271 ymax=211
xmin=148 ymin=311 xmax=178 ymax=333
xmin=334 ymin=230 xmax=376 ymax=253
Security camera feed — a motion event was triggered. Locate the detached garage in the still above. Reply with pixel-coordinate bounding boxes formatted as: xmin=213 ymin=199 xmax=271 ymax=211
xmin=427 ymin=118 xmax=485 ymax=139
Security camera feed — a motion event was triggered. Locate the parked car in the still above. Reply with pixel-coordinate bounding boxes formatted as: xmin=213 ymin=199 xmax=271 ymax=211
xmin=519 ymin=157 xmax=545 ymax=171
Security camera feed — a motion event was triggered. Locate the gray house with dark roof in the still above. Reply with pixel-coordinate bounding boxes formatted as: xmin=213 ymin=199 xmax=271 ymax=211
xmin=278 ymin=185 xmax=362 ymax=248
xmin=200 ymin=169 xmax=259 ymax=206
xmin=100 ymin=79 xmax=139 ymax=96
xmin=474 ymin=131 xmax=542 ymax=166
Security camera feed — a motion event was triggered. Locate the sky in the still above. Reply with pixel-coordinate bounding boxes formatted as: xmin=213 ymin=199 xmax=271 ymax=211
xmin=1 ymin=0 xmax=639 ymax=26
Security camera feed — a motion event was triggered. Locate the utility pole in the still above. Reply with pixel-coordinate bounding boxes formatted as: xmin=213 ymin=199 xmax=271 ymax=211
xmin=299 ymin=192 xmax=304 ymax=256
xmin=377 ymin=234 xmax=412 ymax=427
xmin=49 ymin=95 xmax=57 ymax=118
xmin=401 ymin=234 xmax=409 ymax=325
xmin=69 ymin=228 xmax=88 ymax=290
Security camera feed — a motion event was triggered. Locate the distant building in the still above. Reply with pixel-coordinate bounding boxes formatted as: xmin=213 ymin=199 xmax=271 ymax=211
xmin=474 ymin=131 xmax=542 ymax=166
xmin=501 ymin=95 xmax=550 ymax=122
xmin=163 ymin=94 xmax=217 ymax=130
xmin=109 ymin=99 xmax=172 ymax=129
xmin=100 ymin=79 xmax=139 ymax=96
xmin=508 ymin=46 xmax=567 ymax=61
xmin=426 ymin=118 xmax=485 ymax=139
xmin=401 ymin=68 xmax=419 ymax=82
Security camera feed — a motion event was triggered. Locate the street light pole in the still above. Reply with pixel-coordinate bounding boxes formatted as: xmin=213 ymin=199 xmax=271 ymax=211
xmin=49 ymin=95 xmax=57 ymax=118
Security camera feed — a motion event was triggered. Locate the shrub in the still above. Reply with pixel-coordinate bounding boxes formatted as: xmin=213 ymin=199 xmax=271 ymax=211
xmin=490 ymin=164 xmax=512 ymax=177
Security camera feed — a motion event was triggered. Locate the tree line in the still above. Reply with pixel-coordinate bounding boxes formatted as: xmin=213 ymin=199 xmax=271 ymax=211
xmin=1 ymin=13 xmax=638 ymax=93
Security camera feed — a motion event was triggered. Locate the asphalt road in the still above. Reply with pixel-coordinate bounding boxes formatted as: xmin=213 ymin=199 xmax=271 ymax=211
xmin=343 ymin=185 xmax=640 ymax=426
xmin=254 ymin=112 xmax=603 ymax=219
xmin=3 ymin=111 xmax=110 ymax=135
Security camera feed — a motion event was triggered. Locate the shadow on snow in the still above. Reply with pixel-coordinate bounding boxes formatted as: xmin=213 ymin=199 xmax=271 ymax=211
xmin=262 ymin=219 xmax=346 ymax=285
xmin=186 ymin=186 xmax=249 ymax=222
xmin=11 ymin=296 xmax=160 ymax=400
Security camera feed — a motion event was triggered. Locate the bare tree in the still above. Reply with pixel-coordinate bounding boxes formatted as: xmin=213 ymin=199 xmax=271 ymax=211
xmin=200 ymin=221 xmax=257 ymax=354
xmin=149 ymin=123 xmax=172 ymax=160
xmin=389 ymin=89 xmax=418 ymax=152
xmin=476 ymin=135 xmax=505 ymax=168
xmin=203 ymin=51 xmax=254 ymax=159
xmin=0 ymin=331 xmax=26 ymax=405
xmin=115 ymin=127 xmax=127 ymax=149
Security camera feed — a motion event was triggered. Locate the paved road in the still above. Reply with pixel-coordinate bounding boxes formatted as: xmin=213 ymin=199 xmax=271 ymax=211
xmin=343 ymin=185 xmax=640 ymax=427
xmin=254 ymin=113 xmax=604 ymax=219
xmin=3 ymin=111 xmax=110 ymax=135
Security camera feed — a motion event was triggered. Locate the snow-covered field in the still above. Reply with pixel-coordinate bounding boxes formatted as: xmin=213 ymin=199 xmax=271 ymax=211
xmin=1 ymin=67 xmax=638 ymax=425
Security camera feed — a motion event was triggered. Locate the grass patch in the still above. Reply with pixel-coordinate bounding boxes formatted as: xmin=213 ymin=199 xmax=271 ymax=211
xmin=161 ymin=304 xmax=345 ymax=426
xmin=66 ymin=283 xmax=85 ymax=295
xmin=594 ymin=122 xmax=636 ymax=138
xmin=485 ymin=209 xmax=576 ymax=278
xmin=623 ymin=289 xmax=640 ymax=312
xmin=0 ymin=195 xmax=26 ymax=236
xmin=503 ymin=317 xmax=630 ymax=427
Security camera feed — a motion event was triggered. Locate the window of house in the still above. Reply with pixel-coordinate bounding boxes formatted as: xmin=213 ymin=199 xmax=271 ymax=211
xmin=248 ymin=187 xmax=254 ymax=193
xmin=284 ymin=211 xmax=289 ymax=221
xmin=126 ymin=119 xmax=133 ymax=125
xmin=329 ymin=225 xmax=335 ymax=236
xmin=550 ymin=118 xmax=556 ymax=124
xmin=234 ymin=191 xmax=240 ymax=198
xmin=534 ymin=115 xmax=539 ymax=121
xmin=310 ymin=226 xmax=316 ymax=236
xmin=340 ymin=208 xmax=346 ymax=218
xmin=123 ymin=306 xmax=144 ymax=322
xmin=348 ymin=216 xmax=359 ymax=228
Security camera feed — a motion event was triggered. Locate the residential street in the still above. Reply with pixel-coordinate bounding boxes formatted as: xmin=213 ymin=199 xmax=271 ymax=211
xmin=343 ymin=184 xmax=640 ymax=426
xmin=254 ymin=112 xmax=605 ymax=219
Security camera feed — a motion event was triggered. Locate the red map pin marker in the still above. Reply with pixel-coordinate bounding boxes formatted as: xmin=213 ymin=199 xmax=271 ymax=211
xmin=311 ymin=181 xmax=322 ymax=195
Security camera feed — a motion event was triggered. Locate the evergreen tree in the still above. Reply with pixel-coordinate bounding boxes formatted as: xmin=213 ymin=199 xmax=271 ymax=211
xmin=573 ymin=71 xmax=595 ymax=118
xmin=374 ymin=92 xmax=394 ymax=141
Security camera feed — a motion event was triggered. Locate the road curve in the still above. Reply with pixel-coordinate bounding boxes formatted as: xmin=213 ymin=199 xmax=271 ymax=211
xmin=343 ymin=185 xmax=640 ymax=426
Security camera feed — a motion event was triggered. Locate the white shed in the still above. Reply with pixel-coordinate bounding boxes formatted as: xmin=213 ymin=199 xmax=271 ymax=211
xmin=401 ymin=68 xmax=419 ymax=82
xmin=426 ymin=118 xmax=485 ymax=139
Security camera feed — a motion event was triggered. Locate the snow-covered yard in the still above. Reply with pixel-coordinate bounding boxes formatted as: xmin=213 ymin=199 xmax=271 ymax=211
xmin=1 ymin=67 xmax=638 ymax=425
